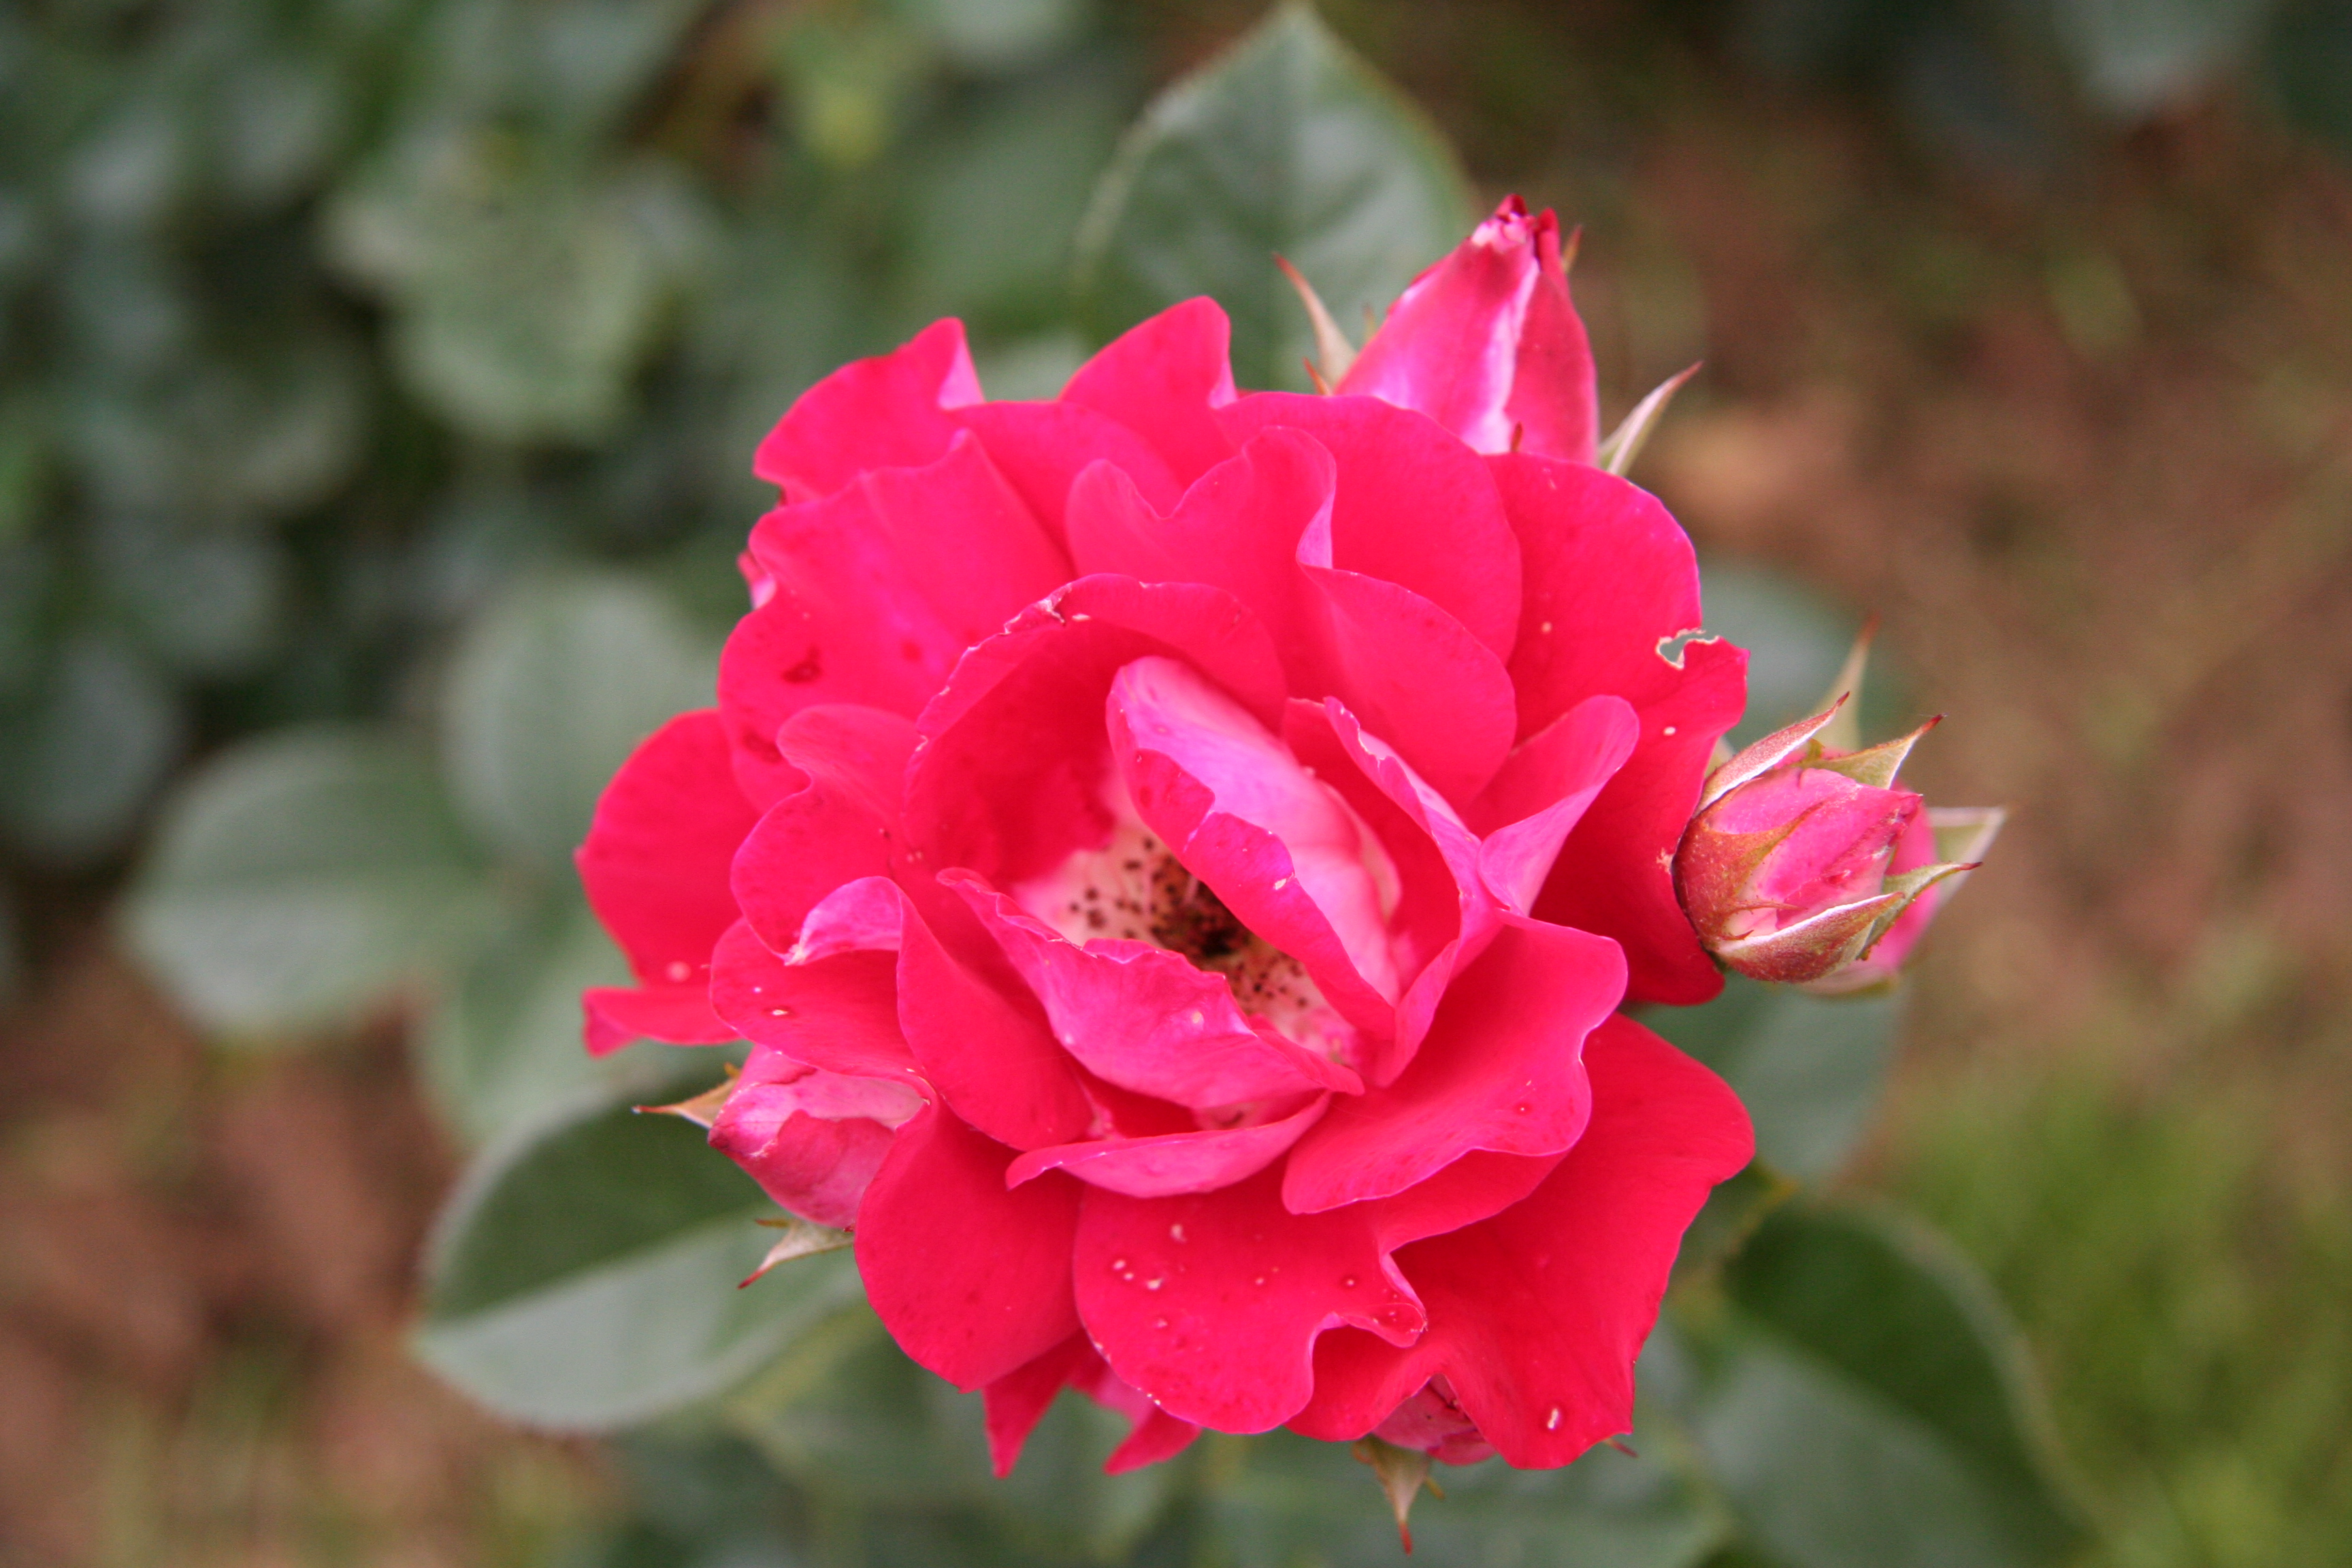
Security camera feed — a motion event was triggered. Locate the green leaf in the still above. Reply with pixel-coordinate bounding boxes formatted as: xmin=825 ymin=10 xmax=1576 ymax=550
xmin=1643 ymin=974 xmax=1904 ymax=1184
xmin=0 ymin=633 xmax=184 ymax=864
xmin=1691 ymin=1203 xmax=2085 ymax=1568
xmin=1203 ymin=1424 xmax=1727 ymax=1568
xmin=121 ymin=725 xmax=491 ymax=1036
xmin=327 ymin=139 xmax=705 ymax=443
xmin=729 ymin=1303 xmax=1182 ymax=1559
xmin=439 ymin=572 xmax=716 ymax=875
xmin=1073 ymin=2 xmax=1474 ymax=391
xmin=416 ymin=889 xmax=690 ymax=1145
xmin=416 ymin=1081 xmax=859 ymax=1431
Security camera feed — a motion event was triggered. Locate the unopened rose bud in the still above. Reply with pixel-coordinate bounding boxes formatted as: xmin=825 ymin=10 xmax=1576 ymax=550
xmin=1673 ymin=700 xmax=2001 ymax=992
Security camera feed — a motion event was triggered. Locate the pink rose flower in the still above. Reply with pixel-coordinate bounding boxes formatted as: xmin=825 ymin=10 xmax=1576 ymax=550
xmin=576 ymin=198 xmax=1754 ymax=1477
xmin=1673 ymin=701 xmax=2003 ymax=992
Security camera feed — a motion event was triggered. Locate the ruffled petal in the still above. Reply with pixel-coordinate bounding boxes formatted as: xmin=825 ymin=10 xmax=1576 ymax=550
xmin=707 ymin=1052 xmax=920 ymax=1227
xmin=1065 ymin=427 xmax=1332 ymax=688
xmin=904 ymin=576 xmax=1287 ymax=886
xmin=576 ymin=710 xmax=757 ymax=987
xmin=708 ymin=921 xmax=924 ymax=1085
xmin=728 ymin=706 xmax=917 ymax=953
xmin=1289 ymin=1015 xmax=1752 ymax=1467
xmin=581 ymin=983 xmax=735 ymax=1055
xmin=1059 ymin=297 xmax=1239 ymax=487
xmin=857 ymin=1103 xmax=1083 ymax=1390
xmin=1467 ymin=694 xmax=1641 ymax=916
xmin=1073 ymin=1167 xmax=1427 ymax=1433
xmin=753 ymin=318 xmax=981 ymax=499
xmin=957 ymin=874 xmax=1356 ymax=1109
xmin=951 ymin=400 xmax=1185 ymax=546
xmin=1280 ymin=918 xmax=1619 ymax=1214
xmin=1006 ymin=1094 xmax=1330 ymax=1198
xmin=1489 ymin=453 xmax=1748 ymax=1002
xmin=1218 ymin=393 xmax=1522 ymax=662
xmin=983 ymin=1333 xmax=1202 ymax=1478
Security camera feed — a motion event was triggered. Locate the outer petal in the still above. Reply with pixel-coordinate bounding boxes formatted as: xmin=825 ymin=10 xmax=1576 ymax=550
xmin=1073 ymin=1167 xmax=1426 ymax=1434
xmin=1280 ymin=918 xmax=1620 ymax=1214
xmin=858 ymin=1103 xmax=1083 ymax=1390
xmin=1006 ymin=1094 xmax=1329 ymax=1198
xmin=707 ymin=922 xmax=923 ymax=1086
xmin=1218 ymin=393 xmax=1522 ymax=662
xmin=1541 ymin=640 xmax=1745 ymax=1004
xmin=1489 ymin=453 xmax=1748 ymax=1002
xmin=904 ymin=576 xmax=1288 ymax=887
xmin=951 ymin=400 xmax=1186 ymax=545
xmin=753 ymin=318 xmax=981 ymax=499
xmin=747 ymin=431 xmax=1069 ymax=653
xmin=581 ymin=983 xmax=734 ymax=1055
xmin=729 ymin=706 xmax=917 ymax=953
xmin=1338 ymin=197 xmax=1597 ymax=466
xmin=577 ymin=710 xmax=757 ymax=987
xmin=708 ymin=1053 xmax=920 ymax=1227
xmin=1059 ymin=297 xmax=1239 ymax=487
xmin=983 ymin=1334 xmax=1202 ymax=1478
xmin=1290 ymin=1015 xmax=1753 ymax=1467
xmin=1064 ymin=427 xmax=1333 ymax=685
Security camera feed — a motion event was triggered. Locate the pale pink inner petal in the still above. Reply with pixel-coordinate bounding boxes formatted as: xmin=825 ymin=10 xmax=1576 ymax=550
xmin=1107 ymin=656 xmax=1401 ymax=1002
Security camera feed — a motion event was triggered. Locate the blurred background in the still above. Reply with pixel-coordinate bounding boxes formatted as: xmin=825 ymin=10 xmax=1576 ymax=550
xmin=3 ymin=0 xmax=2350 ymax=1563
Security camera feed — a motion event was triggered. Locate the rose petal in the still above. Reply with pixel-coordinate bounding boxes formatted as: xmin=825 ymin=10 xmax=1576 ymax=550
xmin=753 ymin=317 xmax=981 ymax=499
xmin=581 ymin=983 xmax=734 ymax=1056
xmin=956 ymin=875 xmax=1356 ymax=1109
xmin=1006 ymin=1094 xmax=1330 ymax=1198
xmin=729 ymin=706 xmax=917 ymax=953
xmin=707 ymin=922 xmax=923 ymax=1085
xmin=952 ymin=400 xmax=1185 ymax=546
xmin=1467 ymin=694 xmax=1641 ymax=916
xmin=1073 ymin=1167 xmax=1426 ymax=1433
xmin=1059 ymin=297 xmax=1238 ymax=487
xmin=1289 ymin=1015 xmax=1752 ymax=1467
xmin=1219 ymin=392 xmax=1522 ymax=662
xmin=904 ymin=576 xmax=1287 ymax=887
xmin=858 ymin=1103 xmax=1083 ymax=1390
xmin=1281 ymin=917 xmax=1619 ymax=1213
xmin=576 ymin=710 xmax=757 ymax=987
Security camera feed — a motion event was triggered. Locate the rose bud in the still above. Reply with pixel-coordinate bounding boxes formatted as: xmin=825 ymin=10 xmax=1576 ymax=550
xmin=1673 ymin=700 xmax=2003 ymax=992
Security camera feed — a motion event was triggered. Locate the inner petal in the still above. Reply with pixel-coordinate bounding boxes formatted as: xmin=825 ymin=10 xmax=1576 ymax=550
xmin=1009 ymin=779 xmax=1358 ymax=1068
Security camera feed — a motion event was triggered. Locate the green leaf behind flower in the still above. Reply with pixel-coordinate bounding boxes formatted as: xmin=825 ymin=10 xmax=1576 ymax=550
xmin=1073 ymin=2 xmax=1475 ymax=392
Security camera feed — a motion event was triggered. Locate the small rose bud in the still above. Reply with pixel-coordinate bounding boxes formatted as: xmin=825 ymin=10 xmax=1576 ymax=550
xmin=1673 ymin=700 xmax=2001 ymax=992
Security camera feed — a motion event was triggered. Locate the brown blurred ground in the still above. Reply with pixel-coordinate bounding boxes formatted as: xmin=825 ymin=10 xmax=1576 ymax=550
xmin=5 ymin=33 xmax=2351 ymax=1568
xmin=0 ymin=933 xmax=606 ymax=1567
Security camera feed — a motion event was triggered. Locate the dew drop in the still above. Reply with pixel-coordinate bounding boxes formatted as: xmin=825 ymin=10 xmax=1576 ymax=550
xmin=1514 ymin=1102 xmax=1531 ymax=1115
xmin=1145 ymin=1277 xmax=1164 ymax=1290
xmin=1546 ymin=1407 xmax=1562 ymax=1430
xmin=1169 ymin=1224 xmax=1187 ymax=1243
xmin=1110 ymin=1258 xmax=1128 ymax=1271
xmin=1539 ymin=620 xmax=1554 ymax=635
xmin=771 ymin=1008 xmax=791 ymax=1017
xmin=1663 ymin=725 xmax=1678 ymax=737
xmin=1254 ymin=1276 xmax=1267 ymax=1286
xmin=666 ymin=960 xmax=692 ymax=983
xmin=1155 ymin=1318 xmax=1169 ymax=1330
xmin=1341 ymin=1276 xmax=1357 ymax=1289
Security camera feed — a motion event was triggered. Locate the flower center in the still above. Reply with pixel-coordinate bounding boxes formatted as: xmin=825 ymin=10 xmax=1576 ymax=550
xmin=1013 ymin=802 xmax=1348 ymax=1056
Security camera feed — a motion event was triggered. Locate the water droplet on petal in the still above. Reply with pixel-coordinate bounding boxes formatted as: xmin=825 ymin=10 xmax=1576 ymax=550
xmin=666 ymin=960 xmax=692 ymax=982
xmin=1110 ymin=1258 xmax=1127 ymax=1271
xmin=1154 ymin=1318 xmax=1169 ymax=1330
xmin=1169 ymin=1224 xmax=1187 ymax=1242
xmin=1254 ymin=1276 xmax=1266 ymax=1286
xmin=1145 ymin=1277 xmax=1164 ymax=1290
xmin=1546 ymin=1407 xmax=1562 ymax=1430
xmin=1341 ymin=1276 xmax=1357 ymax=1289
